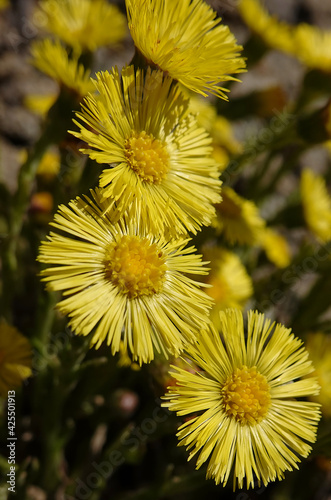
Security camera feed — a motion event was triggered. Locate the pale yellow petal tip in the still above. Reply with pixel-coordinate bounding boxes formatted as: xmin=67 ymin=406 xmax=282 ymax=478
xmin=37 ymin=189 xmax=213 ymax=365
xmin=72 ymin=65 xmax=221 ymax=236
xmin=301 ymin=168 xmax=331 ymax=242
xmin=164 ymin=308 xmax=321 ymax=489
xmin=126 ymin=0 xmax=246 ymax=99
xmin=0 ymin=324 xmax=32 ymax=397
xmin=35 ymin=0 xmax=127 ymax=52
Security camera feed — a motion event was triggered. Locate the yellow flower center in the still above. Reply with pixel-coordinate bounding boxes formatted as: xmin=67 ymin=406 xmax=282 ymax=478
xmin=104 ymin=235 xmax=167 ymax=298
xmin=221 ymin=365 xmax=271 ymax=425
xmin=124 ymin=131 xmax=170 ymax=184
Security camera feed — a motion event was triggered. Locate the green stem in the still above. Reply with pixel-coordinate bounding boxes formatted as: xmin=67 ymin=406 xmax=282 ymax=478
xmin=1 ymin=132 xmax=52 ymax=321
xmin=1 ymin=89 xmax=81 ymax=321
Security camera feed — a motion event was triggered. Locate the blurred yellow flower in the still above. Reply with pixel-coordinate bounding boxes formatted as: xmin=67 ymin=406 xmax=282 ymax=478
xmin=238 ymin=0 xmax=294 ymax=54
xmin=31 ymin=39 xmax=94 ymax=97
xmin=72 ymin=65 xmax=221 ymax=236
xmin=294 ymin=24 xmax=331 ymax=72
xmin=36 ymin=0 xmax=127 ymax=52
xmin=24 ymin=93 xmax=57 ymax=117
xmin=38 ymin=189 xmax=213 ymax=364
xmin=260 ymin=227 xmax=291 ymax=268
xmin=203 ymin=247 xmax=253 ymax=324
xmin=36 ymin=149 xmax=61 ymax=180
xmin=126 ymin=0 xmax=245 ymax=99
xmin=0 ymin=324 xmax=32 ymax=397
xmin=163 ymin=309 xmax=321 ymax=489
xmin=213 ymin=186 xmax=265 ymax=245
xmin=239 ymin=0 xmax=331 ymax=72
xmin=0 ymin=0 xmax=9 ymax=10
xmin=301 ymin=168 xmax=331 ymax=242
xmin=306 ymin=332 xmax=331 ymax=417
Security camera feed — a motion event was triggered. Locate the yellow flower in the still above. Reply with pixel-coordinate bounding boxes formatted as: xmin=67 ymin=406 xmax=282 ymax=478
xmin=31 ymin=39 xmax=94 ymax=97
xmin=0 ymin=324 xmax=32 ymax=397
xmin=306 ymin=332 xmax=331 ymax=417
xmin=24 ymin=93 xmax=57 ymax=116
xmin=239 ymin=0 xmax=331 ymax=72
xmin=301 ymin=168 xmax=331 ymax=242
xmin=0 ymin=0 xmax=9 ymax=10
xmin=126 ymin=0 xmax=245 ymax=99
xmin=36 ymin=149 xmax=61 ymax=180
xmin=72 ymin=65 xmax=222 ymax=235
xmin=36 ymin=0 xmax=127 ymax=53
xmin=163 ymin=309 xmax=321 ymax=489
xmin=203 ymin=247 xmax=253 ymax=325
xmin=213 ymin=186 xmax=265 ymax=245
xmin=260 ymin=227 xmax=291 ymax=268
xmin=293 ymin=24 xmax=331 ymax=72
xmin=38 ymin=189 xmax=213 ymax=364
xmin=238 ymin=0 xmax=294 ymax=54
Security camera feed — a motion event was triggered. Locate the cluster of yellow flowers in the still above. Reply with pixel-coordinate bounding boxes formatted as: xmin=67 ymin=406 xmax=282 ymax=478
xmin=5 ymin=0 xmax=331 ymax=493
xmin=239 ymin=0 xmax=331 ymax=72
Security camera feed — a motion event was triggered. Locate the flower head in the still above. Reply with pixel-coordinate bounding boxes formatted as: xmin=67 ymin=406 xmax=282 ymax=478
xmin=36 ymin=0 xmax=127 ymax=53
xmin=301 ymin=168 xmax=331 ymax=242
xmin=163 ymin=309 xmax=321 ymax=489
xmin=0 ymin=324 xmax=32 ymax=397
xmin=31 ymin=39 xmax=94 ymax=97
xmin=38 ymin=189 xmax=213 ymax=364
xmin=72 ymin=65 xmax=222 ymax=235
xmin=238 ymin=0 xmax=294 ymax=54
xmin=213 ymin=186 xmax=265 ymax=245
xmin=126 ymin=0 xmax=245 ymax=99
xmin=293 ymin=24 xmax=331 ymax=72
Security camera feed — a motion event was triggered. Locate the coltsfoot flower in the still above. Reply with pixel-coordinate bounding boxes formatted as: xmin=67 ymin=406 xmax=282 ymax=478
xmin=36 ymin=0 xmax=127 ymax=53
xmin=31 ymin=39 xmax=94 ymax=97
xmin=72 ymin=65 xmax=222 ymax=235
xmin=38 ymin=189 xmax=213 ymax=364
xmin=163 ymin=309 xmax=321 ymax=489
xmin=126 ymin=0 xmax=245 ymax=99
xmin=0 ymin=324 xmax=32 ymax=397
xmin=301 ymin=168 xmax=331 ymax=242
xmin=238 ymin=0 xmax=294 ymax=54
